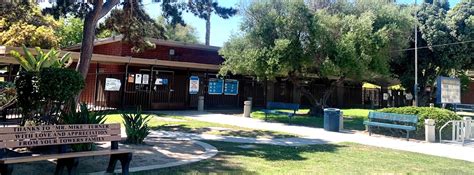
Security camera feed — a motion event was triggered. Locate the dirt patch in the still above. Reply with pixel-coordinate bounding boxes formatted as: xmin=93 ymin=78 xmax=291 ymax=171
xmin=10 ymin=138 xmax=207 ymax=175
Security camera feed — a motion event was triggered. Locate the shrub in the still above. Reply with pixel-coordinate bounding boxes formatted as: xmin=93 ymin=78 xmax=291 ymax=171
xmin=121 ymin=107 xmax=151 ymax=144
xmin=61 ymin=103 xmax=107 ymax=125
xmin=60 ymin=103 xmax=107 ymax=151
xmin=15 ymin=68 xmax=84 ymax=125
xmin=0 ymin=82 xmax=16 ymax=110
xmin=378 ymin=106 xmax=461 ymax=139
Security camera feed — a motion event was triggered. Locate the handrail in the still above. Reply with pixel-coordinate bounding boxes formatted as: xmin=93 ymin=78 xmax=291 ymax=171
xmin=439 ymin=120 xmax=466 ymax=145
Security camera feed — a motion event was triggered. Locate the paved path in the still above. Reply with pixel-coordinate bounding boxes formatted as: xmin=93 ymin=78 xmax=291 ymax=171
xmin=160 ymin=111 xmax=474 ymax=162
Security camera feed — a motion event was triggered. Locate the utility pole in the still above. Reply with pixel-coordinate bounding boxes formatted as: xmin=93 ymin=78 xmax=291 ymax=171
xmin=414 ymin=0 xmax=418 ymax=107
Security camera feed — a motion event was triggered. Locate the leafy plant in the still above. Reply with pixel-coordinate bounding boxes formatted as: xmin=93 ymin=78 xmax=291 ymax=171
xmin=61 ymin=103 xmax=107 ymax=151
xmin=61 ymin=103 xmax=107 ymax=125
xmin=121 ymin=107 xmax=151 ymax=144
xmin=15 ymin=68 xmax=84 ymax=125
xmin=10 ymin=45 xmax=72 ymax=71
xmin=378 ymin=107 xmax=461 ymax=139
xmin=0 ymin=82 xmax=16 ymax=111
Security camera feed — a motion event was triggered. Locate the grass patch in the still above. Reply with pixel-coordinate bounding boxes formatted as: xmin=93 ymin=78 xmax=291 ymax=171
xmin=251 ymin=108 xmax=373 ymax=130
xmin=133 ymin=141 xmax=474 ymax=174
xmin=105 ymin=114 xmax=297 ymax=139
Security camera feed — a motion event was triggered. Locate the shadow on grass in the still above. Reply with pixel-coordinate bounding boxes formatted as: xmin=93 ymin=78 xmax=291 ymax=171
xmin=133 ymin=141 xmax=344 ymax=175
xmin=221 ymin=130 xmax=295 ymax=138
xmin=151 ymin=124 xmax=297 ymax=138
xmin=151 ymin=124 xmax=212 ymax=133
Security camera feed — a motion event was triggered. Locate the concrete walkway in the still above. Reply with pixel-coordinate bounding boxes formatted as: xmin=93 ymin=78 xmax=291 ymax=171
xmin=160 ymin=111 xmax=474 ymax=163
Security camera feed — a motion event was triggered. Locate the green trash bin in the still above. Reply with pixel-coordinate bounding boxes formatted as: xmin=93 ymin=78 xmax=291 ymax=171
xmin=324 ymin=108 xmax=340 ymax=132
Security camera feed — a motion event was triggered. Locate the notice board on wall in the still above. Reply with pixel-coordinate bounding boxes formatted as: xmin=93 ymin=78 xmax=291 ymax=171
xmin=224 ymin=79 xmax=239 ymax=95
xmin=436 ymin=76 xmax=461 ymax=104
xmin=208 ymin=78 xmax=224 ymax=95
xmin=189 ymin=76 xmax=199 ymax=94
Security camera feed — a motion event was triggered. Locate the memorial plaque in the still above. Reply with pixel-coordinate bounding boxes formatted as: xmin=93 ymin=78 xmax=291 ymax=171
xmin=0 ymin=124 xmax=121 ymax=148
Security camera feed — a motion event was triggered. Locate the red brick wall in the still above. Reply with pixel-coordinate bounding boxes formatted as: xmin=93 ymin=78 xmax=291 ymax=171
xmin=462 ymin=81 xmax=474 ymax=104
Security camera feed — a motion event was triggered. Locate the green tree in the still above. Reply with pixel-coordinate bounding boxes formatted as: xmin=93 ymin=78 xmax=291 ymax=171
xmin=156 ymin=17 xmax=200 ymax=43
xmin=220 ymin=0 xmax=412 ymax=115
xmin=391 ymin=1 xmax=473 ymax=106
xmin=57 ymin=17 xmax=84 ymax=48
xmin=186 ymin=0 xmax=237 ymax=45
xmin=0 ymin=2 xmax=60 ymax=48
xmin=44 ymin=0 xmax=186 ymax=80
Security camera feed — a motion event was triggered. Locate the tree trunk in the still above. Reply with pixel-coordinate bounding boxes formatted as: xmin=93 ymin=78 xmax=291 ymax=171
xmin=76 ymin=15 xmax=97 ymax=78
xmin=287 ymin=75 xmax=324 ymax=117
xmin=74 ymin=0 xmax=120 ymax=104
xmin=321 ymin=77 xmax=345 ymax=108
xmin=205 ymin=0 xmax=211 ymax=45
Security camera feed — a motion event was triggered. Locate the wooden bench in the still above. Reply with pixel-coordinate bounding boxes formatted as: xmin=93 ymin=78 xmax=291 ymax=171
xmin=0 ymin=123 xmax=132 ymax=175
xmin=262 ymin=102 xmax=300 ymax=123
xmin=364 ymin=111 xmax=418 ymax=140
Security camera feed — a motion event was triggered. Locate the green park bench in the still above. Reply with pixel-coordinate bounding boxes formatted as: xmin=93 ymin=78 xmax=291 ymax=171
xmin=364 ymin=111 xmax=418 ymax=140
xmin=262 ymin=102 xmax=300 ymax=123
xmin=0 ymin=123 xmax=132 ymax=175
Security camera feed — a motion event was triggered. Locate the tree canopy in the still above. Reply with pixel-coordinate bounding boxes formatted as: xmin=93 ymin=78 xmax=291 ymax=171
xmin=0 ymin=2 xmax=60 ymax=48
xmin=390 ymin=0 xmax=473 ymax=105
xmin=186 ymin=0 xmax=237 ymax=45
xmin=219 ymin=0 xmax=414 ymax=114
xmin=156 ymin=17 xmax=200 ymax=44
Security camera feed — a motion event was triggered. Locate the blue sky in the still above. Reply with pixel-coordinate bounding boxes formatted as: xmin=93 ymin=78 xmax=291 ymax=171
xmin=144 ymin=0 xmax=462 ymax=47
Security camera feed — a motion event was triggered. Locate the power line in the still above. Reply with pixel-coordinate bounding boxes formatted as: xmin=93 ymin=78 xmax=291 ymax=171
xmin=391 ymin=40 xmax=474 ymax=52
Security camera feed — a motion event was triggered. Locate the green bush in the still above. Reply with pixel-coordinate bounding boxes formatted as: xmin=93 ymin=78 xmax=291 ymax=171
xmin=122 ymin=107 xmax=151 ymax=144
xmin=15 ymin=68 xmax=84 ymax=125
xmin=60 ymin=103 xmax=107 ymax=151
xmin=39 ymin=68 xmax=84 ymax=103
xmin=378 ymin=107 xmax=461 ymax=139
xmin=0 ymin=81 xmax=16 ymax=110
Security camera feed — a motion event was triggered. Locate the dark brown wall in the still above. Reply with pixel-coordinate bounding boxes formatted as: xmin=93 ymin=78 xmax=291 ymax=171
xmin=462 ymin=81 xmax=474 ymax=104
xmin=121 ymin=43 xmax=223 ymax=65
xmin=72 ymin=41 xmax=224 ymax=65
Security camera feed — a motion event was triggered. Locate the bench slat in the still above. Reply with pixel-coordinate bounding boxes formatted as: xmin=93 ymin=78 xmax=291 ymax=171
xmin=0 ymin=124 xmax=120 ymax=134
xmin=0 ymin=129 xmax=121 ymax=141
xmin=363 ymin=121 xmax=416 ymax=131
xmin=368 ymin=112 xmax=418 ymax=123
xmin=0 ymin=149 xmax=133 ymax=164
xmin=0 ymin=135 xmax=122 ymax=148
xmin=266 ymin=102 xmax=300 ymax=110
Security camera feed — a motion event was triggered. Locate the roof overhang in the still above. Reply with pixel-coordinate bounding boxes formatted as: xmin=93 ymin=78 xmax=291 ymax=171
xmin=0 ymin=46 xmax=220 ymax=71
xmin=64 ymin=35 xmax=221 ymax=52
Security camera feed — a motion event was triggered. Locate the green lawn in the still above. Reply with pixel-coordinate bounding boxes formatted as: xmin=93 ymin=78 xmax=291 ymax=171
xmin=105 ymin=114 xmax=297 ymax=138
xmin=251 ymin=108 xmax=373 ymax=130
xmin=132 ymin=141 xmax=474 ymax=174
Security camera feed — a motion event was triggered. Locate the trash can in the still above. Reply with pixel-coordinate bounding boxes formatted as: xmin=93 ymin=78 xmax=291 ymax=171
xmin=324 ymin=108 xmax=340 ymax=132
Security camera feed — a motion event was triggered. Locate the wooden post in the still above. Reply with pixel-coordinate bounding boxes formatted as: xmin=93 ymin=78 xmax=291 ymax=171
xmin=121 ymin=63 xmax=129 ymax=109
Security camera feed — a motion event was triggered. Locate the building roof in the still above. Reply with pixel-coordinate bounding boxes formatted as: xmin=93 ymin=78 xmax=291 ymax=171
xmin=0 ymin=46 xmax=220 ymax=70
xmin=64 ymin=35 xmax=221 ymax=52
